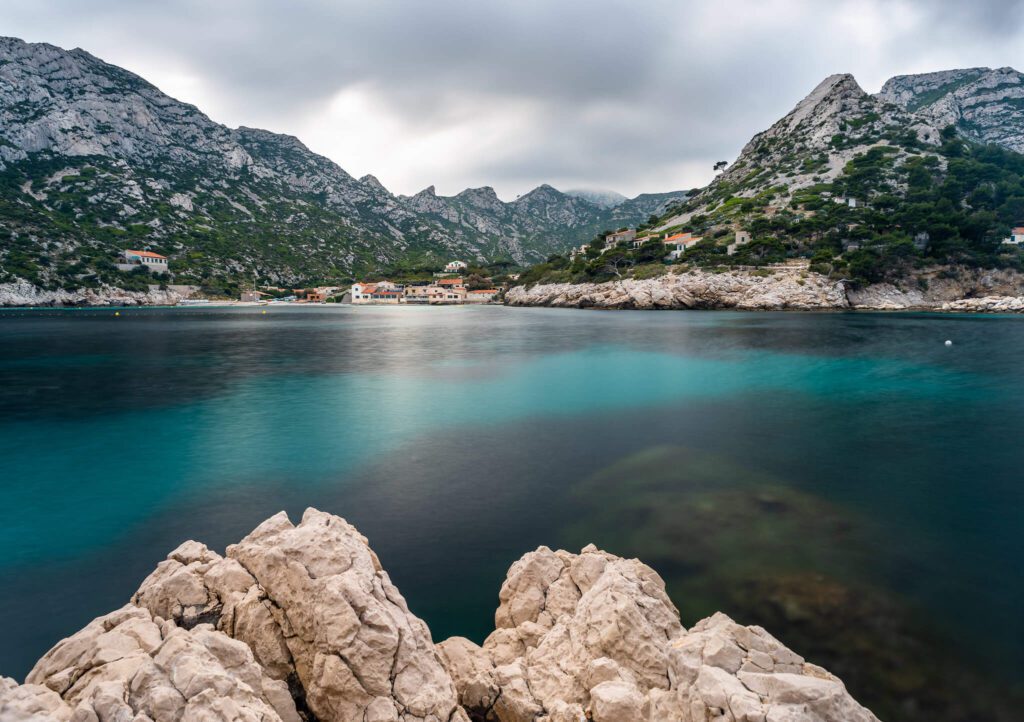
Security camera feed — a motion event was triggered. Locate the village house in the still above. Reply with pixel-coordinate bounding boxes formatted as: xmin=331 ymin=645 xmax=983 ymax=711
xmin=569 ymin=244 xmax=589 ymax=260
xmin=444 ymin=260 xmax=468 ymax=273
xmin=118 ymin=249 xmax=169 ymax=274
xmin=431 ymin=285 xmax=466 ymax=304
xmin=466 ymin=289 xmax=499 ymax=303
xmin=403 ymin=284 xmax=437 ymax=303
xmin=631 ymin=233 xmax=661 ymax=249
xmin=1003 ymin=226 xmax=1024 ymax=245
xmin=606 ymin=229 xmax=636 ymax=246
xmin=664 ymin=232 xmax=703 ymax=260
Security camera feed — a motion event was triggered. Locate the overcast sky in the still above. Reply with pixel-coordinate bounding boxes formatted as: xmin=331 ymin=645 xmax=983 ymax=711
xmin=3 ymin=0 xmax=1023 ymax=199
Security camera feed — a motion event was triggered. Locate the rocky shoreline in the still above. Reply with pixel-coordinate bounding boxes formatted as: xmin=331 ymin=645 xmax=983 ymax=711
xmin=505 ymin=266 xmax=1024 ymax=313
xmin=0 ymin=280 xmax=187 ymax=308
xmin=0 ymin=509 xmax=877 ymax=722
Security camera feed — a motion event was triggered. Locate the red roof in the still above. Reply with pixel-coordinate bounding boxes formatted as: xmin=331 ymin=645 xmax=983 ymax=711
xmin=439 ymin=278 xmax=464 ymax=285
xmin=469 ymin=289 xmax=497 ymax=294
xmin=1013 ymin=227 xmax=1024 ymax=234
xmin=125 ymin=249 xmax=167 ymax=259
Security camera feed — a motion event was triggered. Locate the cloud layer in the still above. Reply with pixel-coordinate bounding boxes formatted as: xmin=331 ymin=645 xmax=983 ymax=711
xmin=2 ymin=0 xmax=1022 ymax=197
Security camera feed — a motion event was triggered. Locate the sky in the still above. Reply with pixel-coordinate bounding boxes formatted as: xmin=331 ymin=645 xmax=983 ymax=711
xmin=2 ymin=0 xmax=1023 ymax=199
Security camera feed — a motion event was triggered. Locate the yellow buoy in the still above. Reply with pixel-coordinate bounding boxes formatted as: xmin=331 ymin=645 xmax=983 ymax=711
xmin=115 ymin=311 xmax=120 ymax=316
xmin=262 ymin=310 xmax=267 ymax=314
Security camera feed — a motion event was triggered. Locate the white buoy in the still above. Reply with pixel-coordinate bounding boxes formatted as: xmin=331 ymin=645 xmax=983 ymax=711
xmin=944 ymin=339 xmax=952 ymax=346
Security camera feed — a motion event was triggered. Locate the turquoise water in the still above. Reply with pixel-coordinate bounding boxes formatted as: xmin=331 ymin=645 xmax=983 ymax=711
xmin=1 ymin=305 xmax=1022 ymax=719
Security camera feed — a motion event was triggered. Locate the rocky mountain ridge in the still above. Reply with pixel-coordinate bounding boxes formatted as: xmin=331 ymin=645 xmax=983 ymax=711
xmin=0 ymin=36 xmax=685 ymax=294
xmin=0 ymin=508 xmax=876 ymax=722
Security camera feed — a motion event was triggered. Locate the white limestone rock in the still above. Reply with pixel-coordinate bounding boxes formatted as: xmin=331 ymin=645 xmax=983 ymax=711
xmin=0 ymin=677 xmax=72 ymax=722
xmin=133 ymin=508 xmax=467 ymax=722
xmin=439 ymin=546 xmax=878 ymax=722
xmin=15 ymin=604 xmax=296 ymax=722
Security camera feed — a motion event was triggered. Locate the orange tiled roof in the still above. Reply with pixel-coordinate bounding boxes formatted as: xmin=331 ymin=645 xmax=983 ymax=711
xmin=439 ymin=278 xmax=464 ymax=285
xmin=469 ymin=289 xmax=497 ymax=294
xmin=1013 ymin=227 xmax=1024 ymax=234
xmin=125 ymin=249 xmax=167 ymax=259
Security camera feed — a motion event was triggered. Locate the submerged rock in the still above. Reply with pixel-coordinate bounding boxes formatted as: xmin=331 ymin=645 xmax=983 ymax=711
xmin=1 ymin=508 xmax=875 ymax=721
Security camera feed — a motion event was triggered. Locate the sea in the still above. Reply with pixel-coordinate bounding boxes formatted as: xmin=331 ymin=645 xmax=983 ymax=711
xmin=1 ymin=305 xmax=1021 ymax=720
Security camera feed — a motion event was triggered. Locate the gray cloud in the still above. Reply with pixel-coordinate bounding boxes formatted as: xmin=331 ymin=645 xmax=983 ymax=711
xmin=2 ymin=0 xmax=1023 ymax=197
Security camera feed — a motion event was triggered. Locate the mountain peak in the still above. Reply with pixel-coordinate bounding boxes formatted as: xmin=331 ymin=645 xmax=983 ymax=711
xmin=781 ymin=72 xmax=868 ymax=133
xmin=358 ymin=174 xmax=388 ymax=193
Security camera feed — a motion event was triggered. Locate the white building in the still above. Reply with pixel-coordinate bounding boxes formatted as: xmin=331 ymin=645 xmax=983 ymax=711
xmin=444 ymin=260 xmax=468 ymax=273
xmin=663 ymin=233 xmax=702 ymax=260
xmin=118 ymin=249 xmax=169 ymax=274
xmin=1003 ymin=226 xmax=1024 ymax=245
xmin=606 ymin=229 xmax=637 ymax=246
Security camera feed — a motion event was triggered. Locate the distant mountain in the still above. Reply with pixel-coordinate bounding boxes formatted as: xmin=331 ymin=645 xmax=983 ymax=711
xmin=0 ymin=36 xmax=685 ymax=294
xmin=563 ymin=188 xmax=628 ymax=208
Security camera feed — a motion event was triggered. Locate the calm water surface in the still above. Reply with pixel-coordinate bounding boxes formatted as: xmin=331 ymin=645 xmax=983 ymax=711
xmin=1 ymin=305 xmax=1022 ymax=720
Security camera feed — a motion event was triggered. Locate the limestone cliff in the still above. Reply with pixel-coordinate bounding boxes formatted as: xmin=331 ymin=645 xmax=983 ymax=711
xmin=506 ymin=266 xmax=1024 ymax=312
xmin=0 ymin=508 xmax=876 ymax=722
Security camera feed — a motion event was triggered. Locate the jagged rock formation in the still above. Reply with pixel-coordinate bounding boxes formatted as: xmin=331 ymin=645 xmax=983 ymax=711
xmin=0 ymin=35 xmax=685 ymax=295
xmin=129 ymin=509 xmax=467 ymax=722
xmin=442 ymin=544 xmax=878 ymax=721
xmin=16 ymin=604 xmax=299 ymax=721
xmin=0 ymin=508 xmax=876 ymax=722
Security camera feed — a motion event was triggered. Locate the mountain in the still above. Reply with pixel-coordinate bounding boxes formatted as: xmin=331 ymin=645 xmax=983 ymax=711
xmin=563 ymin=188 xmax=628 ymax=208
xmin=525 ymin=68 xmax=1024 ymax=289
xmin=0 ymin=37 xmax=685 ymax=295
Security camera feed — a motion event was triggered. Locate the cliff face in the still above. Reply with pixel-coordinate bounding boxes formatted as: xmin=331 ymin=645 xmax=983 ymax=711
xmin=877 ymin=67 xmax=1024 ymax=153
xmin=505 ymin=267 xmax=1024 ymax=311
xmin=0 ymin=508 xmax=877 ymax=722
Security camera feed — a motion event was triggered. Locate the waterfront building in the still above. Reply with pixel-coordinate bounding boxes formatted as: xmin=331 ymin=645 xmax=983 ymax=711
xmin=467 ymin=289 xmax=499 ymax=303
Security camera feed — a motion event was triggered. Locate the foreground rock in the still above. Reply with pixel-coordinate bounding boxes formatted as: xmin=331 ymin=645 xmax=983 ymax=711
xmin=1 ymin=509 xmax=876 ymax=722
xmin=506 ymin=265 xmax=1024 ymax=312
xmin=15 ymin=604 xmax=297 ymax=722
xmin=131 ymin=508 xmax=466 ymax=722
xmin=438 ymin=545 xmax=877 ymax=722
